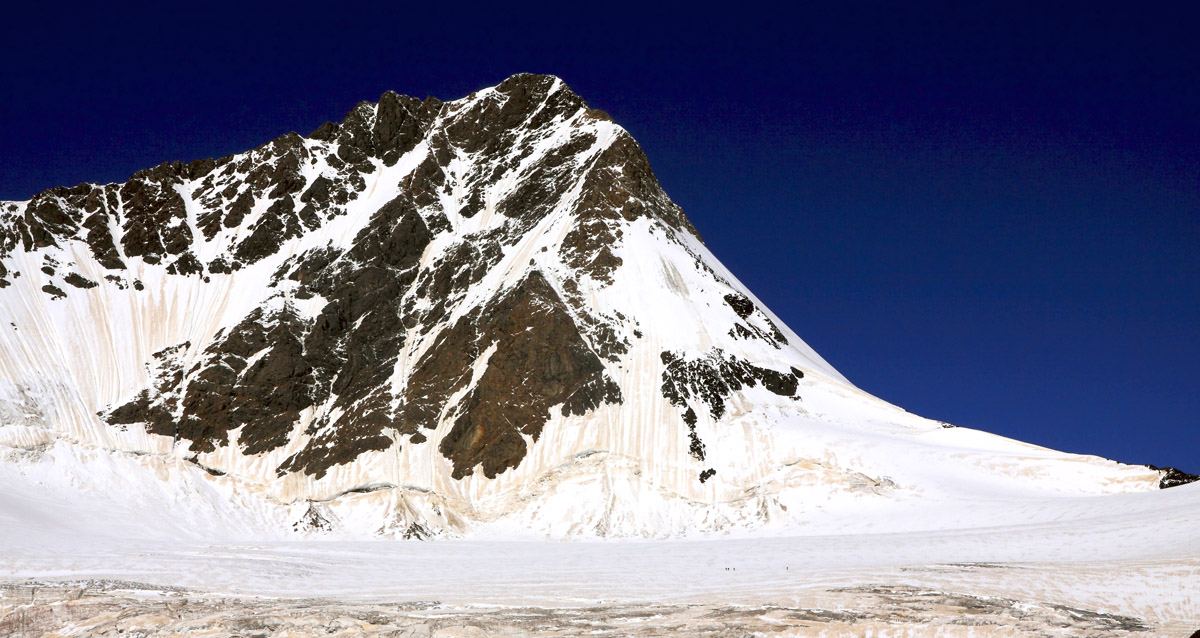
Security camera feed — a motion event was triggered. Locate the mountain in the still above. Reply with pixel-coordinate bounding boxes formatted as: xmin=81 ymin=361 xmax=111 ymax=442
xmin=0 ymin=73 xmax=1187 ymax=540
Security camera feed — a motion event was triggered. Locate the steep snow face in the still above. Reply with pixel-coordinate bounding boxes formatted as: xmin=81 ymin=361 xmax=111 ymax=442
xmin=0 ymin=74 xmax=1170 ymax=539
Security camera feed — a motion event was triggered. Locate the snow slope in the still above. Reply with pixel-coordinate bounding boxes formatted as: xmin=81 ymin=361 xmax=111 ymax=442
xmin=3 ymin=482 xmax=1198 ymax=631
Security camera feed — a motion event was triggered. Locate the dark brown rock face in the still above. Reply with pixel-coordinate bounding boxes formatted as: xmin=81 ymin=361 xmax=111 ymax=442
xmin=119 ymin=166 xmax=193 ymax=263
xmin=405 ymin=271 xmax=623 ymax=479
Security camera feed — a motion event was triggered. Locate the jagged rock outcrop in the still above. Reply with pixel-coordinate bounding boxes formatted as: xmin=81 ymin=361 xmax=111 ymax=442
xmin=1149 ymin=465 xmax=1200 ymax=489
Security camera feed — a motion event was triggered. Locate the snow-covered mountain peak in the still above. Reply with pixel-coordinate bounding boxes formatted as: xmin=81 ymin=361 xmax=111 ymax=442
xmin=0 ymin=74 xmax=1181 ymax=539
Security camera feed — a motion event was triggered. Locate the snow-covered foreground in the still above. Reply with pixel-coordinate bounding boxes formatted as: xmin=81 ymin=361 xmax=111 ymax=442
xmin=3 ymin=428 xmax=1198 ymax=633
xmin=0 ymin=583 xmax=1174 ymax=637
xmin=4 ymin=483 xmax=1199 ymax=634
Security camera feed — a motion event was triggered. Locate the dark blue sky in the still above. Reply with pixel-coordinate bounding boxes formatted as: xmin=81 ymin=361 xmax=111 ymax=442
xmin=3 ymin=2 xmax=1197 ymax=470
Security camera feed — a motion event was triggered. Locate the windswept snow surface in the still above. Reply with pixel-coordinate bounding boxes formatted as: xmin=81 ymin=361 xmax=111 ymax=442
xmin=2 ymin=480 xmax=1199 ymax=630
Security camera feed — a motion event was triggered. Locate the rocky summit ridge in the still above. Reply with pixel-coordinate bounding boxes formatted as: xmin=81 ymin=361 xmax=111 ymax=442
xmin=0 ymin=74 xmax=1186 ymax=539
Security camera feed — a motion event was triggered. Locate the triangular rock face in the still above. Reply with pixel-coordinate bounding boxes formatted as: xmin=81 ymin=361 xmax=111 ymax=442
xmin=0 ymin=74 xmax=1169 ymax=538
xmin=409 ymin=269 xmax=624 ymax=480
